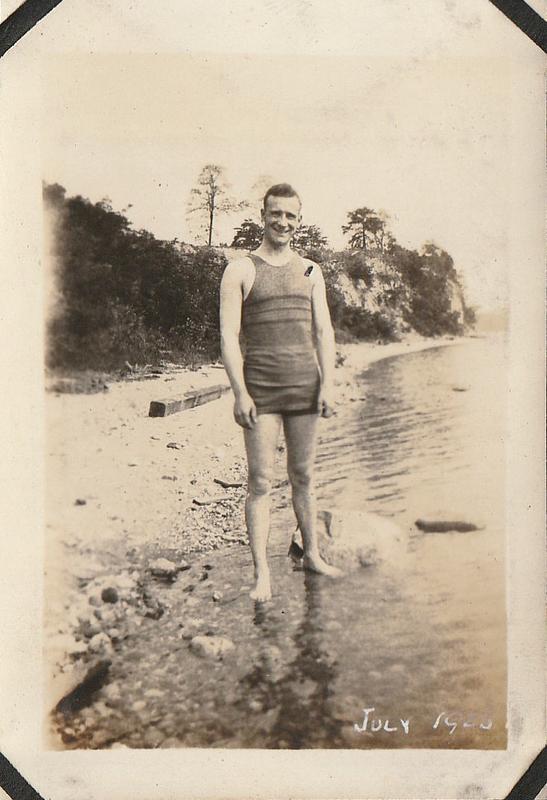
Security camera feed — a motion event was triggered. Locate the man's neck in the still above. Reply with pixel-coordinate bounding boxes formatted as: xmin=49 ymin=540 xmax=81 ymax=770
xmin=254 ymin=240 xmax=293 ymax=265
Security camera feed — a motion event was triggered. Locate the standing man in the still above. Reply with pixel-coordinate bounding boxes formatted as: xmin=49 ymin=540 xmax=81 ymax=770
xmin=220 ymin=183 xmax=342 ymax=602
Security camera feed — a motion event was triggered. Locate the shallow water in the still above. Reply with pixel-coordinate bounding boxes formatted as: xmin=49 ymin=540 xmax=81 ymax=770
xmin=66 ymin=337 xmax=508 ymax=749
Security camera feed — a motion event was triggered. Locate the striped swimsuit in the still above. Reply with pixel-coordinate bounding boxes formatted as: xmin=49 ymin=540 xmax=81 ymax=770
xmin=242 ymin=251 xmax=320 ymax=415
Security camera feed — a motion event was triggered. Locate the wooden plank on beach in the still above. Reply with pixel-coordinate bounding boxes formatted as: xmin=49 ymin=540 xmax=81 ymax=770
xmin=149 ymin=384 xmax=230 ymax=417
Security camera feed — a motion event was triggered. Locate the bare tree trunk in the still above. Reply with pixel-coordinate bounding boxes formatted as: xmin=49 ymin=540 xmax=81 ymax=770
xmin=208 ymin=197 xmax=215 ymax=246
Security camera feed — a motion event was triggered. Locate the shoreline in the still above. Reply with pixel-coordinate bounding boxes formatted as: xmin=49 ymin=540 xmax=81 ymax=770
xmin=44 ymin=333 xmax=463 ymax=728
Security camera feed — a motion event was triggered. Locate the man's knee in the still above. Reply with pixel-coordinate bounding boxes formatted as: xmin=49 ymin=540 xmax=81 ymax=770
xmin=248 ymin=472 xmax=272 ymax=497
xmin=288 ymin=462 xmax=313 ymax=491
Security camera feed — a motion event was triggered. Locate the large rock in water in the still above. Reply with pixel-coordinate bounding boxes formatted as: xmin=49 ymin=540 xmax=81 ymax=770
xmin=293 ymin=509 xmax=406 ymax=570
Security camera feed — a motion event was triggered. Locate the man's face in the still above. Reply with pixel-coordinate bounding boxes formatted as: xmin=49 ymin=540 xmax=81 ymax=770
xmin=261 ymin=194 xmax=301 ymax=247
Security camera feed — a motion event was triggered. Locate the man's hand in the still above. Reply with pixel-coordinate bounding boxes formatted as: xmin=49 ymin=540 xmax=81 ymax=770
xmin=317 ymin=385 xmax=335 ymax=418
xmin=233 ymin=393 xmax=257 ymax=429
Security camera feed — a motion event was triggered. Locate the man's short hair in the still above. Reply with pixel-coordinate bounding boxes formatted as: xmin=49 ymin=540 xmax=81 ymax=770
xmin=263 ymin=183 xmax=302 ymax=210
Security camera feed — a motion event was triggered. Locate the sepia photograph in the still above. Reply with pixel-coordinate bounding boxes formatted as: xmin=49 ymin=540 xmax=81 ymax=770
xmin=1 ymin=0 xmax=545 ymax=797
xmin=41 ymin=48 xmax=510 ymax=751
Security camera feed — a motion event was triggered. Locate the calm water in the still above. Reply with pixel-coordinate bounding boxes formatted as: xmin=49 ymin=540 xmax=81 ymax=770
xmin=70 ymin=337 xmax=508 ymax=749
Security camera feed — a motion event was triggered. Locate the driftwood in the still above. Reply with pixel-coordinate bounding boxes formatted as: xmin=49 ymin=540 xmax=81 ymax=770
xmin=149 ymin=384 xmax=230 ymax=417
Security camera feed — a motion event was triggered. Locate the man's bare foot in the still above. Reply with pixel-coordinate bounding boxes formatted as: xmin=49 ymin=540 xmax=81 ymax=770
xmin=303 ymin=554 xmax=343 ymax=577
xmin=250 ymin=570 xmax=272 ymax=602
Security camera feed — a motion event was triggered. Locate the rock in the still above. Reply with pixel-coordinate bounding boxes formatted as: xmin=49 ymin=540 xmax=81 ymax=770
xmin=149 ymin=558 xmax=179 ymax=579
xmin=190 ymin=635 xmax=235 ymax=660
xmin=144 ymin=688 xmax=164 ymax=699
xmin=102 ymin=683 xmax=121 ymax=703
xmin=161 ymin=475 xmax=178 ymax=481
xmin=160 ymin=737 xmax=183 ymax=748
xmin=54 ymin=659 xmax=111 ymax=715
xmin=101 ymin=587 xmax=119 ymax=604
xmin=94 ymin=607 xmax=118 ymax=627
xmin=107 ymin=628 xmax=121 ymax=640
xmin=292 ymin=509 xmax=406 ymax=571
xmin=415 ymin=518 xmax=483 ymax=533
xmin=192 ymin=496 xmax=226 ymax=506
xmin=91 ymin=730 xmax=114 ymax=749
xmin=212 ymin=591 xmax=223 ymax=602
xmin=88 ymin=633 xmax=113 ymax=654
xmin=214 ymin=478 xmax=244 ymax=489
xmin=143 ymin=727 xmax=164 ymax=748
xmin=82 ymin=621 xmax=102 ymax=639
xmin=110 ymin=742 xmax=130 ymax=750
xmin=166 ymin=442 xmax=181 ymax=449
xmin=132 ymin=700 xmax=147 ymax=712
xmin=74 ymin=498 xmax=87 ymax=506
xmin=93 ymin=700 xmax=113 ymax=717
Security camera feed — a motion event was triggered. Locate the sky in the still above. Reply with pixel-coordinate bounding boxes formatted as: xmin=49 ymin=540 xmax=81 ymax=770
xmin=38 ymin=0 xmax=544 ymax=310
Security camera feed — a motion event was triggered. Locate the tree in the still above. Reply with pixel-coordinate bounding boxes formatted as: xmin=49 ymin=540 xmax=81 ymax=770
xmin=292 ymin=224 xmax=329 ymax=258
xmin=187 ymin=164 xmax=244 ymax=246
xmin=231 ymin=219 xmax=263 ymax=249
xmin=248 ymin=174 xmax=275 ymax=221
xmin=342 ymin=207 xmax=385 ymax=252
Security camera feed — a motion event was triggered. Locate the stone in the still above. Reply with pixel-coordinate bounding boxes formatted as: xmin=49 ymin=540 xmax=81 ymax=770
xmin=214 ymin=478 xmax=244 ymax=489
xmin=110 ymin=742 xmax=130 ymax=750
xmin=149 ymin=558 xmax=178 ymax=578
xmin=101 ymin=587 xmax=119 ymax=604
xmin=192 ymin=496 xmax=226 ymax=506
xmin=415 ymin=518 xmax=483 ymax=533
xmin=143 ymin=728 xmax=164 ymax=748
xmin=160 ymin=737 xmax=183 ymax=748
xmin=212 ymin=591 xmax=223 ymax=602
xmin=82 ymin=620 xmax=102 ymax=638
xmin=95 ymin=607 xmax=118 ymax=627
xmin=88 ymin=593 xmax=102 ymax=608
xmin=292 ymin=509 xmax=406 ymax=571
xmin=93 ymin=700 xmax=113 ymax=717
xmin=131 ymin=700 xmax=147 ymax=712
xmin=74 ymin=498 xmax=87 ymax=506
xmin=102 ymin=683 xmax=121 ymax=703
xmin=91 ymin=730 xmax=114 ymax=749
xmin=189 ymin=635 xmax=235 ymax=660
xmin=54 ymin=659 xmax=111 ymax=715
xmin=88 ymin=633 xmax=113 ymax=654
xmin=144 ymin=688 xmax=164 ymax=699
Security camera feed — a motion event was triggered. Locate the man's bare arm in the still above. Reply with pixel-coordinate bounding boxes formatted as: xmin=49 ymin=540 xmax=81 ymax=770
xmin=310 ymin=264 xmax=336 ymax=415
xmin=219 ymin=259 xmax=256 ymax=428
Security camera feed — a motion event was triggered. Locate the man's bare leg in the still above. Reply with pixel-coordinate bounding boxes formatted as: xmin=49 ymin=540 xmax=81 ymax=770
xmin=243 ymin=414 xmax=282 ymax=601
xmin=283 ymin=413 xmax=343 ymax=577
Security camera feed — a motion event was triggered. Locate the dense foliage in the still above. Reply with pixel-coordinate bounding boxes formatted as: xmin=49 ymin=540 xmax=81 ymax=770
xmin=44 ymin=183 xmax=474 ymax=373
xmin=45 ymin=183 xmax=225 ymax=371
